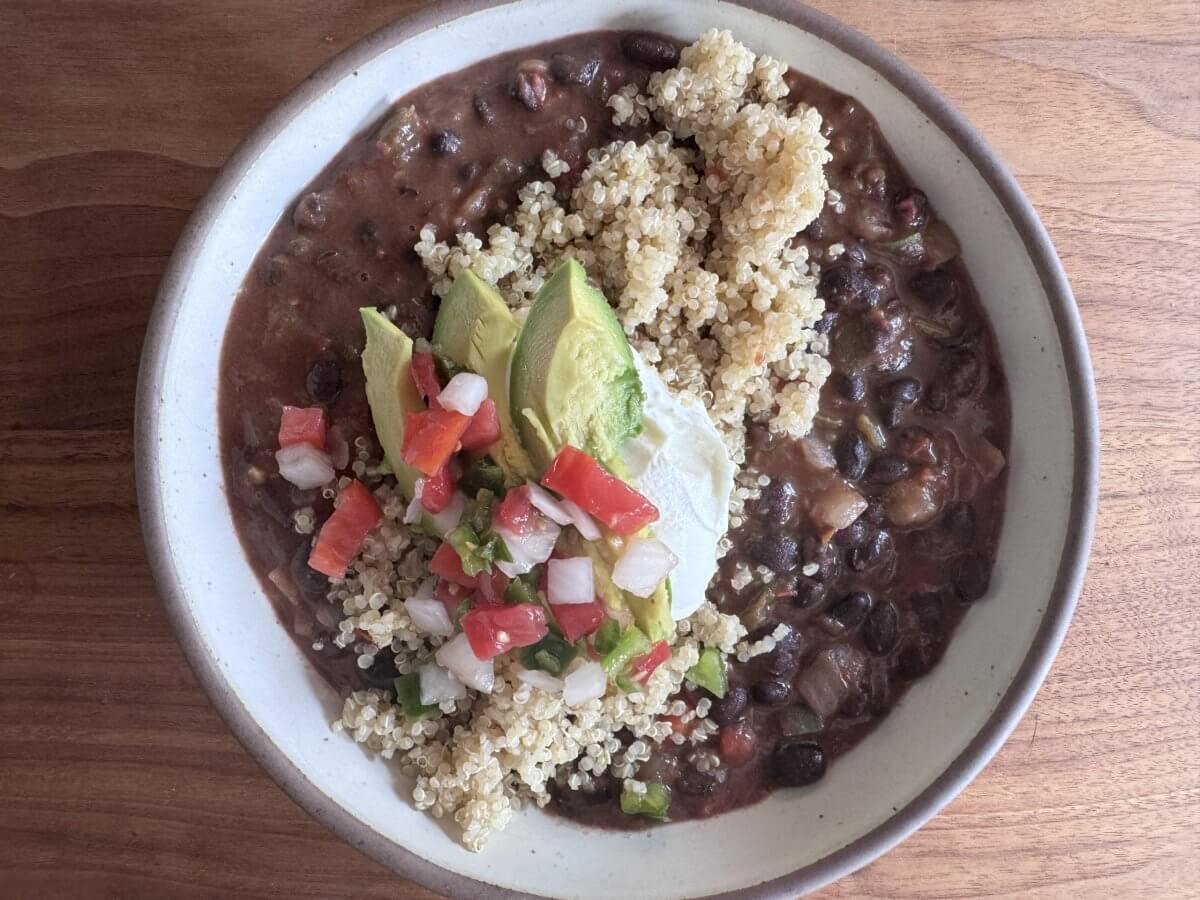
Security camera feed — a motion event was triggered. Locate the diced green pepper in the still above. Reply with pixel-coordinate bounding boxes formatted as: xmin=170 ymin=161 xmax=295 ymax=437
xmin=601 ymin=625 xmax=651 ymax=677
xmin=467 ymin=489 xmax=495 ymax=534
xmin=393 ymin=673 xmax=438 ymax=720
xmin=459 ymin=459 xmax=508 ymax=497
xmin=620 ymin=781 xmax=671 ymax=819
xmin=687 ymin=648 xmax=729 ymax=699
xmin=505 ymin=575 xmax=539 ymax=606
xmin=593 ymin=619 xmax=621 ymax=655
xmin=434 ymin=353 xmax=468 ymax=383
xmin=446 ymin=523 xmax=507 ymax=576
xmin=520 ymin=633 xmax=578 ymax=675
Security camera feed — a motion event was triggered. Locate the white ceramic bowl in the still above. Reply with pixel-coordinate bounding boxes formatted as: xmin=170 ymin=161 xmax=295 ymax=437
xmin=136 ymin=1 xmax=1099 ymax=896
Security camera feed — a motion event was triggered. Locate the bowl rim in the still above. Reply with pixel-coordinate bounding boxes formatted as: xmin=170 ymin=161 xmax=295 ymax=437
xmin=134 ymin=1 xmax=1100 ymax=896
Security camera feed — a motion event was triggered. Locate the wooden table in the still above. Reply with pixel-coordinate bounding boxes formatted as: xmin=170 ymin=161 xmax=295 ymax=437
xmin=2 ymin=1 xmax=1197 ymax=896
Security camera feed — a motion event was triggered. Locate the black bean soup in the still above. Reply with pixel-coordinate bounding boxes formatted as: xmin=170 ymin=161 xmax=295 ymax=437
xmin=219 ymin=32 xmax=1009 ymax=825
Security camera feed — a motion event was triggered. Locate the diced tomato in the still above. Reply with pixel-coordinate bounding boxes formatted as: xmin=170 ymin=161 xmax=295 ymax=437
xmin=430 ymin=541 xmax=477 ymax=588
xmin=461 ymin=604 xmax=548 ymax=660
xmin=718 ymin=722 xmax=756 ymax=767
xmin=410 ymin=351 xmax=442 ymax=404
xmin=541 ymin=445 xmax=659 ymax=536
xmin=494 ymin=484 xmax=536 ymax=535
xmin=459 ymin=398 xmax=501 ymax=450
xmin=550 ymin=600 xmax=606 ymax=643
xmin=402 ymin=408 xmax=471 ymax=476
xmin=278 ymin=405 xmax=327 ymax=450
xmin=436 ymin=579 xmax=471 ymax=619
xmin=475 ymin=568 xmax=510 ymax=606
xmin=419 ymin=465 xmax=456 ymax=514
xmin=307 ymin=480 xmax=381 ymax=577
xmin=629 ymin=640 xmax=671 ymax=682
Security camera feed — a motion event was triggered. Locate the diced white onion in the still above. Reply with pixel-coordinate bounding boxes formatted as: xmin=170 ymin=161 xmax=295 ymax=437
xmin=275 ymin=444 xmax=335 ymax=490
xmin=435 ymin=633 xmax=495 ymax=694
xmin=437 ymin=372 xmax=489 ymax=416
xmin=547 ymin=556 xmax=594 ymax=605
xmin=404 ymin=592 xmax=453 ymax=637
xmin=525 ymin=481 xmax=573 ymax=526
xmin=560 ymin=498 xmax=602 ymax=541
xmin=516 ymin=668 xmax=564 ymax=693
xmin=612 ymin=537 xmax=678 ymax=598
xmin=428 ymin=491 xmax=466 ymax=535
xmin=418 ymin=663 xmax=467 ymax=705
xmin=494 ymin=517 xmax=560 ymax=577
xmin=404 ymin=482 xmax=426 ymax=524
xmin=563 ymin=661 xmax=606 ymax=706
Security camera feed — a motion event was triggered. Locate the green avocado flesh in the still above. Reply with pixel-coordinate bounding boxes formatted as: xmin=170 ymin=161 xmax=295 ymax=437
xmin=509 ymin=259 xmax=644 ymax=476
xmin=431 ymin=272 xmax=533 ymax=481
xmin=359 ymin=307 xmax=424 ymax=499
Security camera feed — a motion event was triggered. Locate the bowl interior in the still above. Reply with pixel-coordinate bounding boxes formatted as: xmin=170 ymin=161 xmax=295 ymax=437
xmin=140 ymin=0 xmax=1088 ymax=896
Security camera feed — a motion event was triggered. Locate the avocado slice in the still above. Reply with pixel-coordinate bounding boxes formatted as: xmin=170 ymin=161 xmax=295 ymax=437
xmin=431 ymin=271 xmax=534 ymax=482
xmin=359 ymin=307 xmax=424 ymax=499
xmin=509 ymin=259 xmax=644 ymax=476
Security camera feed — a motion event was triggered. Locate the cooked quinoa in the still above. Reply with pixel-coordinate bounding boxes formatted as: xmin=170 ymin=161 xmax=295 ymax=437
xmin=331 ymin=29 xmax=832 ymax=851
xmin=416 ymin=28 xmax=832 ymax=468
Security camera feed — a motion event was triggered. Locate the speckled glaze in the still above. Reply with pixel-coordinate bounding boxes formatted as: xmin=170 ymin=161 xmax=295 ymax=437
xmin=135 ymin=1 xmax=1099 ymax=896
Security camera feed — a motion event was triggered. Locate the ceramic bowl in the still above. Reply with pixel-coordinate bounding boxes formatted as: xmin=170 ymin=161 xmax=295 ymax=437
xmin=135 ymin=1 xmax=1099 ymax=896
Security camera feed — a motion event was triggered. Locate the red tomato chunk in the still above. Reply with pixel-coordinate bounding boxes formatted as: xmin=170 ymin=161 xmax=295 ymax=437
xmin=402 ymin=408 xmax=470 ymax=475
xmin=718 ymin=723 xmax=756 ymax=768
xmin=278 ymin=405 xmax=327 ymax=450
xmin=461 ymin=604 xmax=548 ymax=660
xmin=419 ymin=465 xmax=456 ymax=514
xmin=550 ymin=600 xmax=606 ymax=643
xmin=308 ymin=480 xmax=381 ymax=577
xmin=541 ymin=445 xmax=659 ymax=536
xmin=459 ymin=398 xmax=501 ymax=450
xmin=410 ymin=351 xmax=442 ymax=404
xmin=430 ymin=541 xmax=477 ymax=588
xmin=629 ymin=640 xmax=671 ymax=682
xmin=494 ymin=484 xmax=536 ymax=534
xmin=475 ymin=568 xmax=510 ymax=606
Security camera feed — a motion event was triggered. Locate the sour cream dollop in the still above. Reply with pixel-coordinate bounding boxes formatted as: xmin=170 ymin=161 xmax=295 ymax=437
xmin=620 ymin=352 xmax=734 ymax=619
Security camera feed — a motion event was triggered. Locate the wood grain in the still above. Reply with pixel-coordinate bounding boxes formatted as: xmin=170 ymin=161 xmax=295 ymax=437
xmin=2 ymin=1 xmax=1197 ymax=897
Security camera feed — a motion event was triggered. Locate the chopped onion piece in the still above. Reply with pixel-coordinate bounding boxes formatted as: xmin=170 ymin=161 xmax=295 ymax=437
xmin=326 ymin=426 xmax=351 ymax=470
xmin=516 ymin=668 xmax=565 ymax=693
xmin=418 ymin=663 xmax=467 ymax=705
xmin=275 ymin=444 xmax=335 ymax=490
xmin=525 ymin=481 xmax=573 ymax=526
xmin=405 ymin=593 xmax=454 ymax=637
xmin=437 ymin=372 xmax=489 ymax=416
xmin=560 ymin=498 xmax=602 ymax=541
xmin=494 ymin=517 xmax=560 ymax=577
xmin=404 ymin=483 xmax=426 ymax=525
xmin=612 ymin=538 xmax=678 ymax=598
xmin=428 ymin=491 xmax=465 ymax=535
xmin=547 ymin=557 xmax=594 ymax=605
xmin=563 ymin=661 xmax=606 ymax=706
xmin=435 ymin=633 xmax=494 ymax=693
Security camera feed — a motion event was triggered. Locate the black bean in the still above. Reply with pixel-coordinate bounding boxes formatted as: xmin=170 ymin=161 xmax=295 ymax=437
xmin=835 ymin=370 xmax=866 ymax=402
xmin=828 ymin=591 xmax=873 ymax=631
xmin=863 ymin=602 xmax=899 ymax=655
xmin=835 ymin=432 xmax=870 ymax=480
xmin=791 ymin=576 xmax=827 ymax=609
xmin=757 ymin=480 xmax=799 ymax=527
xmin=833 ymin=516 xmax=872 ymax=548
xmin=767 ymin=648 xmax=802 ymax=678
xmin=863 ymin=497 xmax=887 ymax=526
xmin=744 ymin=532 xmax=801 ymax=574
xmin=430 ymin=129 xmax=463 ymax=156
xmin=306 ymin=355 xmax=342 ymax=404
xmin=955 ymin=552 xmax=991 ymax=602
xmin=457 ymin=161 xmax=483 ymax=183
xmin=864 ymin=455 xmax=911 ymax=485
xmin=909 ymin=268 xmax=959 ymax=308
xmin=292 ymin=192 xmax=327 ymax=231
xmin=709 ymin=686 xmax=748 ymax=725
xmin=844 ymin=245 xmax=868 ymax=267
xmin=848 ymin=529 xmax=894 ymax=573
xmin=770 ymin=742 xmax=827 ymax=786
xmin=894 ymin=190 xmax=930 ymax=230
xmin=814 ymin=311 xmax=838 ymax=334
xmin=472 ymin=95 xmax=496 ymax=125
xmin=360 ymin=653 xmax=400 ymax=690
xmin=804 ymin=215 xmax=828 ymax=241
xmin=802 ymin=536 xmax=842 ymax=582
xmin=512 ymin=69 xmax=548 ymax=111
xmin=676 ymin=763 xmax=720 ymax=796
xmin=549 ymin=52 xmax=600 ymax=85
xmin=865 ymin=264 xmax=894 ymax=301
xmin=819 ymin=265 xmax=870 ymax=308
xmin=620 ymin=33 xmax=680 ymax=70
xmin=897 ymin=639 xmax=941 ymax=678
xmin=880 ymin=401 xmax=904 ymax=428
xmin=880 ymin=377 xmax=922 ymax=405
xmin=942 ymin=501 xmax=976 ymax=542
xmin=291 ymin=540 xmax=329 ymax=598
xmin=753 ymin=679 xmax=792 ymax=706
xmin=910 ymin=591 xmax=945 ymax=633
